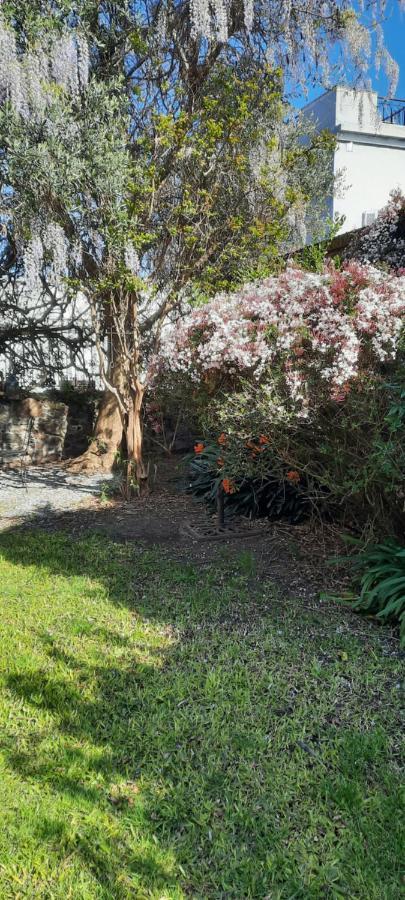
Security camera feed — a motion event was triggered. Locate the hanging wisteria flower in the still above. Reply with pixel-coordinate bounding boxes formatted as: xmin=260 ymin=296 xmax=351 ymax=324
xmin=23 ymin=233 xmax=44 ymax=298
xmin=185 ymin=0 xmax=400 ymax=96
xmin=124 ymin=243 xmax=140 ymax=275
xmin=0 ymin=11 xmax=90 ymax=118
xmin=43 ymin=222 xmax=69 ymax=280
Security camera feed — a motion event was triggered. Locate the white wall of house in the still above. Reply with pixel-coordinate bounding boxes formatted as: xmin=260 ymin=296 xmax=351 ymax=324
xmin=303 ymin=87 xmax=405 ymax=234
xmin=0 ymin=290 xmax=101 ymax=388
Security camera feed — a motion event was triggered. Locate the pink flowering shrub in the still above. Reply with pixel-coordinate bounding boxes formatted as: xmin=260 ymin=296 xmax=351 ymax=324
xmin=156 ymin=262 xmax=405 ymax=418
xmin=153 ymin=261 xmax=404 ymax=533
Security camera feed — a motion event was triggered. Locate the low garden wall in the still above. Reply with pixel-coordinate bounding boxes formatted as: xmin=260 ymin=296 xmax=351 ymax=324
xmin=0 ymin=386 xmax=99 ymax=467
xmin=0 ymin=397 xmax=68 ymax=466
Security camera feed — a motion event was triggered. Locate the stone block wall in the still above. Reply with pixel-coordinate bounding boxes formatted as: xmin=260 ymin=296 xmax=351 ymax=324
xmin=63 ymin=394 xmax=97 ymax=458
xmin=0 ymin=398 xmax=68 ymax=466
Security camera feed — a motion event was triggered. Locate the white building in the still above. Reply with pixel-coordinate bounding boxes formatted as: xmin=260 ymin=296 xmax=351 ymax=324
xmin=303 ymin=86 xmax=405 ymax=234
xmin=0 ymin=288 xmax=101 ymax=388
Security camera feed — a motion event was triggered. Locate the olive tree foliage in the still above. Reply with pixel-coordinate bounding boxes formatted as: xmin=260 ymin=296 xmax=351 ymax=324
xmin=0 ymin=11 xmax=130 ymax=390
xmin=0 ymin=0 xmax=401 ymax=475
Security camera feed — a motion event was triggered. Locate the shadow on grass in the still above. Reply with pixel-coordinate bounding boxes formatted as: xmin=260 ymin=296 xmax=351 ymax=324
xmin=0 ymin=517 xmax=403 ymax=898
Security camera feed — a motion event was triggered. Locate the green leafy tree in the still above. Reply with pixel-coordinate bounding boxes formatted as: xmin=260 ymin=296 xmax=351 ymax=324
xmin=0 ymin=1 xmax=398 ymax=478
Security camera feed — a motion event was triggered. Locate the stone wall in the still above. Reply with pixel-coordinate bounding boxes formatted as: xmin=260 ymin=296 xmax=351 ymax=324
xmin=0 ymin=398 xmax=68 ymax=466
xmin=62 ymin=393 xmax=97 ymax=459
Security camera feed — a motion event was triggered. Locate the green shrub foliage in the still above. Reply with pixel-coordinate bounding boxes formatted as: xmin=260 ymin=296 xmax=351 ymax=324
xmin=348 ymin=541 xmax=405 ymax=646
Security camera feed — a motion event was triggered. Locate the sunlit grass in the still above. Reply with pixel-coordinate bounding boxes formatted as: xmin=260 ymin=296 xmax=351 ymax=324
xmin=0 ymin=531 xmax=403 ymax=898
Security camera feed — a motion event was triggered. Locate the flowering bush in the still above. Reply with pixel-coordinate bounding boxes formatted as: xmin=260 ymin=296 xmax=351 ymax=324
xmin=156 ymin=262 xmax=405 ymax=418
xmin=343 ymin=190 xmax=405 ymax=270
xmin=188 ymin=435 xmax=310 ymax=523
xmin=154 ymin=261 xmax=404 ymax=533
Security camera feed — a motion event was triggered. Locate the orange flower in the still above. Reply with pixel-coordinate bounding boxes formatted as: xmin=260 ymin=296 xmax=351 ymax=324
xmin=222 ymin=477 xmax=237 ymax=494
xmin=216 ymin=457 xmax=225 ymax=468
xmin=246 ymin=440 xmax=261 ymax=454
xmin=259 ymin=434 xmax=270 ymax=445
xmin=286 ymin=470 xmax=300 ymax=485
xmin=194 ymin=442 xmax=205 ymax=454
xmin=218 ymin=432 xmax=227 ymax=446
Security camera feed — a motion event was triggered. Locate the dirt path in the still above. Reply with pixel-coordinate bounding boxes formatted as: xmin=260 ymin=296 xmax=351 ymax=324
xmin=0 ymin=466 xmax=116 ymax=523
xmin=0 ymin=456 xmax=349 ymax=602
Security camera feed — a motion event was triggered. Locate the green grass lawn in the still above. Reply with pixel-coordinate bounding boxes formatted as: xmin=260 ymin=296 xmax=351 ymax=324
xmin=0 ymin=531 xmax=403 ymax=899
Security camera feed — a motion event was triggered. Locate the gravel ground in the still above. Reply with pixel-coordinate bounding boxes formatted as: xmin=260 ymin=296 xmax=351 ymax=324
xmin=0 ymin=467 xmax=115 ymax=524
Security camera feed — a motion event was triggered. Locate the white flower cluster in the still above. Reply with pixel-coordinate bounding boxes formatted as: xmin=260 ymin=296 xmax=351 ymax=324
xmin=23 ymin=233 xmax=45 ymax=298
xmin=22 ymin=221 xmax=69 ymax=299
xmin=187 ymin=1 xmax=399 ymax=95
xmin=156 ymin=262 xmax=405 ymax=415
xmin=43 ymin=222 xmax=69 ymax=280
xmin=0 ymin=13 xmax=90 ymax=119
xmin=51 ymin=32 xmax=90 ymax=97
xmin=345 ymin=190 xmax=405 ymax=270
xmin=124 ymin=243 xmax=140 ymax=275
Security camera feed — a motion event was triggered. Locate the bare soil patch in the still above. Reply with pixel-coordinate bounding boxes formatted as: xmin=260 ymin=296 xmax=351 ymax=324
xmin=0 ymin=455 xmax=361 ymax=604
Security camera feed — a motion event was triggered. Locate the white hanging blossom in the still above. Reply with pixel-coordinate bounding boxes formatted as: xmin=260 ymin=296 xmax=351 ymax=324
xmin=0 ymin=16 xmax=22 ymax=113
xmin=76 ymin=35 xmax=90 ymax=91
xmin=0 ymin=12 xmax=90 ymax=118
xmin=243 ymin=0 xmax=254 ymax=31
xmin=51 ymin=33 xmax=80 ymax=97
xmin=124 ymin=243 xmax=140 ymax=275
xmin=213 ymin=0 xmax=229 ymax=42
xmin=23 ymin=234 xmax=44 ymax=298
xmin=21 ymin=48 xmax=49 ymax=119
xmin=189 ymin=0 xmax=212 ymax=41
xmin=187 ymin=1 xmax=400 ymax=95
xmin=21 ymin=222 xmax=71 ymax=298
xmin=43 ymin=222 xmax=69 ymax=279
xmin=156 ymin=3 xmax=168 ymax=45
xmin=343 ymin=12 xmax=371 ymax=78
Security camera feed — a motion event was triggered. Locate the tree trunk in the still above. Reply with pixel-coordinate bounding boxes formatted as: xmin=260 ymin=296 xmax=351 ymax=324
xmin=66 ymin=374 xmax=148 ymax=481
xmin=126 ymin=382 xmax=148 ymax=490
xmin=66 ymin=388 xmax=124 ymax=473
xmin=66 ymin=348 xmax=126 ymax=473
xmin=66 ymin=298 xmax=148 ymax=479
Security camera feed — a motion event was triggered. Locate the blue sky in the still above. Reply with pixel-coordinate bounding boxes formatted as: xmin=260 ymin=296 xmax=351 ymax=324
xmin=374 ymin=2 xmax=405 ymax=98
xmin=297 ymin=2 xmax=405 ymax=107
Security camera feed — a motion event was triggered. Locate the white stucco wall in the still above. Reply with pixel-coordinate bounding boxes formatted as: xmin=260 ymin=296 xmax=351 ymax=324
xmin=0 ymin=289 xmax=101 ymax=387
xmin=304 ymin=88 xmax=338 ymax=130
xmin=333 ymin=139 xmax=405 ymax=232
xmin=303 ymin=87 xmax=405 ymax=234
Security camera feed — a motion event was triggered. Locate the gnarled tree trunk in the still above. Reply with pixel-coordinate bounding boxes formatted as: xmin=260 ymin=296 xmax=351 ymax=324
xmin=67 ymin=390 xmax=123 ymax=473
xmin=67 ymin=367 xmax=148 ymax=483
xmin=66 ymin=351 xmax=126 ymax=473
xmin=67 ymin=291 xmax=149 ymax=483
xmin=126 ymin=381 xmax=148 ymax=485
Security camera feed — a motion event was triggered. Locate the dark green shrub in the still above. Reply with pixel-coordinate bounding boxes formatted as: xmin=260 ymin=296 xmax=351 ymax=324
xmin=347 ymin=541 xmax=405 ymax=646
xmin=204 ymin=370 xmax=405 ymax=536
xmin=188 ymin=443 xmax=309 ymax=524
